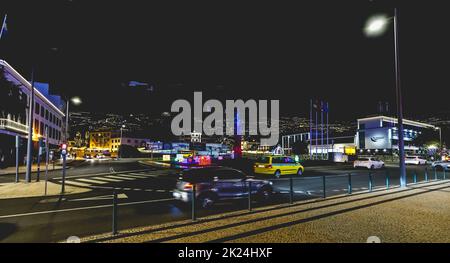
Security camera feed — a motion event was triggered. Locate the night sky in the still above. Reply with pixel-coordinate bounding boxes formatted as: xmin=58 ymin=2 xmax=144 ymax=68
xmin=1 ymin=0 xmax=449 ymax=120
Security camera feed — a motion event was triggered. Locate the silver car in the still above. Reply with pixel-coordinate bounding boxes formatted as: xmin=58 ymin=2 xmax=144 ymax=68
xmin=173 ymin=167 xmax=273 ymax=208
xmin=431 ymin=161 xmax=450 ymax=171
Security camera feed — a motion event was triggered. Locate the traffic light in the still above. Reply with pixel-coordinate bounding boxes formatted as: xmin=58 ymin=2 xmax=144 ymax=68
xmin=61 ymin=143 xmax=67 ymax=156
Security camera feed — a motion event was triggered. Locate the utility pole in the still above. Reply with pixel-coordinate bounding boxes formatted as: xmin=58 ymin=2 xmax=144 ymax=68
xmin=25 ymin=68 xmax=35 ymax=183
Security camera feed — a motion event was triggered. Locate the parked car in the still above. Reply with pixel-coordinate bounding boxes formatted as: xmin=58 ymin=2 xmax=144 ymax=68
xmin=173 ymin=167 xmax=273 ymax=208
xmin=254 ymin=156 xmax=304 ymax=177
xmin=431 ymin=161 xmax=450 ymax=171
xmin=353 ymin=157 xmax=385 ymax=170
xmin=405 ymin=156 xmax=427 ymax=165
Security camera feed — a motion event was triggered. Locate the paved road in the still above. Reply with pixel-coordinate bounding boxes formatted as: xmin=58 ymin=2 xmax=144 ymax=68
xmin=0 ymin=159 xmax=443 ymax=242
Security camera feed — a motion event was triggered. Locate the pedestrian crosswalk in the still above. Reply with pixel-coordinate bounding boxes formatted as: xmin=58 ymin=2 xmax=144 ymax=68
xmin=55 ymin=169 xmax=175 ymax=193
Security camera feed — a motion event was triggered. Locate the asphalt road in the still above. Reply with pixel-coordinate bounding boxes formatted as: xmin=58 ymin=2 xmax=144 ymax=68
xmin=0 ymin=159 xmax=443 ymax=243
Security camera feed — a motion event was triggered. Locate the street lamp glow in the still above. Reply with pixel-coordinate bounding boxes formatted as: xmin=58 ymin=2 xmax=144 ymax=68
xmin=70 ymin=96 xmax=82 ymax=105
xmin=364 ymin=15 xmax=389 ymax=37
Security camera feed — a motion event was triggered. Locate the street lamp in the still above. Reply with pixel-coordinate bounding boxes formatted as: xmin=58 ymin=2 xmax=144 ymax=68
xmin=65 ymin=96 xmax=82 ymax=143
xmin=435 ymin=127 xmax=442 ymax=150
xmin=364 ymin=8 xmax=407 ymax=187
xmin=120 ymin=124 xmax=126 ymax=159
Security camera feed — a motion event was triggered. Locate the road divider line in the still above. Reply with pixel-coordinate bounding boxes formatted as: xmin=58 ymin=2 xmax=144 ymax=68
xmin=0 ymin=198 xmax=175 ymax=219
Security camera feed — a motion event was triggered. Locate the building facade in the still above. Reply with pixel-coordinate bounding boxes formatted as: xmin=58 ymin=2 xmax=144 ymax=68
xmin=356 ymin=115 xmax=437 ymax=154
xmin=0 ymin=60 xmax=66 ymax=167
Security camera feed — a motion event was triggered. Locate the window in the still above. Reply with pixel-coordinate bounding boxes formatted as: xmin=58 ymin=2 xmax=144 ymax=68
xmin=272 ymin=157 xmax=284 ymax=163
xmin=40 ymin=106 xmax=44 ymax=117
xmin=40 ymin=121 xmax=44 ymax=136
xmin=45 ymin=110 xmax=49 ymax=120
xmin=34 ymin=119 xmax=39 ymax=134
xmin=35 ymin=102 xmax=40 ymax=115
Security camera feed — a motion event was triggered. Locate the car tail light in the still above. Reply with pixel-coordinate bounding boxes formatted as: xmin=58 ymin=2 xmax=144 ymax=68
xmin=183 ymin=183 xmax=193 ymax=190
xmin=265 ymin=164 xmax=272 ymax=169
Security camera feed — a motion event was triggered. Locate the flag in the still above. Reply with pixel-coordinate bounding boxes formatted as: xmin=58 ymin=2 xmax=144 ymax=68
xmin=323 ymin=101 xmax=329 ymax=113
xmin=0 ymin=14 xmax=7 ymax=40
xmin=313 ymin=99 xmax=320 ymax=110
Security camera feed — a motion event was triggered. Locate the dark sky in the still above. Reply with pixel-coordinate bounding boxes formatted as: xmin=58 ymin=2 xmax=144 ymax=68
xmin=1 ymin=0 xmax=449 ymax=120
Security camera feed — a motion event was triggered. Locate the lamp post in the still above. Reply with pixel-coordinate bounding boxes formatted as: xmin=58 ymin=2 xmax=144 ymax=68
xmin=364 ymin=8 xmax=407 ymax=188
xmin=120 ymin=124 xmax=126 ymax=159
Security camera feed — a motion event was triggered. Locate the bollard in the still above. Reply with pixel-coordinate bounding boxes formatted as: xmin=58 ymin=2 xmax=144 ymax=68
xmin=368 ymin=172 xmax=373 ymax=192
xmin=444 ymin=169 xmax=447 ymax=180
xmin=348 ymin=173 xmax=352 ymax=194
xmin=424 ymin=167 xmax=428 ymax=182
xmin=434 ymin=167 xmax=437 ymax=180
xmin=192 ymin=184 xmax=196 ymax=221
xmin=112 ymin=191 xmax=118 ymax=235
xmin=322 ymin=175 xmax=326 ymax=198
xmin=385 ymin=170 xmax=390 ymax=190
xmin=413 ymin=172 xmax=417 ymax=184
xmin=289 ymin=177 xmax=294 ymax=204
xmin=248 ymin=181 xmax=252 ymax=211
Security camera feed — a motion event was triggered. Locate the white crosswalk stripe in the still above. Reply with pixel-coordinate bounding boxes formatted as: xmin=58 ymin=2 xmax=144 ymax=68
xmin=77 ymin=178 xmax=108 ymax=184
xmin=92 ymin=176 xmax=122 ymax=182
xmin=61 ymin=180 xmax=91 ymax=187
xmin=105 ymin=175 xmax=136 ymax=180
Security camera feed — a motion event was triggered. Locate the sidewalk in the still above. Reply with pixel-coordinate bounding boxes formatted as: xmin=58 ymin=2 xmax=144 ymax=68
xmin=0 ymin=164 xmax=62 ymax=176
xmin=0 ymin=159 xmax=81 ymax=176
xmin=80 ymin=180 xmax=450 ymax=243
xmin=0 ymin=181 xmax=90 ymax=199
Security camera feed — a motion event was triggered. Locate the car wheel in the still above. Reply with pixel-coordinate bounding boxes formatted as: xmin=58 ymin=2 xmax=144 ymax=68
xmin=370 ymin=165 xmax=374 ymax=170
xmin=297 ymin=168 xmax=303 ymax=176
xmin=435 ymin=165 xmax=444 ymax=171
xmin=198 ymin=193 xmax=216 ymax=209
xmin=274 ymin=170 xmax=281 ymax=178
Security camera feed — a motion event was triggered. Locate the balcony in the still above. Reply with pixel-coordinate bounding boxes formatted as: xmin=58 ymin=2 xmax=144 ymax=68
xmin=0 ymin=118 xmax=28 ymax=134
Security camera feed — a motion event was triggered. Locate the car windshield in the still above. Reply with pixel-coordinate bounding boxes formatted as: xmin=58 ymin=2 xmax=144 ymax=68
xmin=357 ymin=158 xmax=369 ymax=161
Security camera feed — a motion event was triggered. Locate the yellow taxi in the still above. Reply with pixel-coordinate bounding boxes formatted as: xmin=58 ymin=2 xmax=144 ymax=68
xmin=254 ymin=155 xmax=304 ymax=177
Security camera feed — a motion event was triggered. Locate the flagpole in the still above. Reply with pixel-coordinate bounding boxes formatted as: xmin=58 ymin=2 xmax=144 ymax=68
xmin=0 ymin=14 xmax=7 ymax=40
xmin=321 ymin=101 xmax=324 ymax=160
xmin=315 ymin=104 xmax=318 ymax=159
xmin=309 ymin=99 xmax=313 ymax=160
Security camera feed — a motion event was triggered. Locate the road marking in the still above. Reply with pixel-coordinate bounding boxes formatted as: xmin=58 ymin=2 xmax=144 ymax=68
xmin=106 ymin=175 xmax=136 ymax=181
xmin=92 ymin=176 xmax=122 ymax=182
xmin=61 ymin=180 xmax=91 ymax=187
xmin=53 ymin=168 xmax=154 ymax=180
xmin=121 ymin=174 xmax=147 ymax=179
xmin=0 ymin=198 xmax=175 ymax=219
xmin=70 ymin=193 xmax=128 ymax=202
xmin=76 ymin=178 xmax=108 ymax=184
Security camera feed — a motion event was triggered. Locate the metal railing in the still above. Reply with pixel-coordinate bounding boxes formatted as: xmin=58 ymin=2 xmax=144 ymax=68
xmin=106 ymin=166 xmax=448 ymax=236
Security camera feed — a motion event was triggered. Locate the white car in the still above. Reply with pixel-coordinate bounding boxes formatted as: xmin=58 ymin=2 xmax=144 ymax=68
xmin=431 ymin=161 xmax=450 ymax=171
xmin=353 ymin=157 xmax=385 ymax=170
xmin=405 ymin=156 xmax=427 ymax=165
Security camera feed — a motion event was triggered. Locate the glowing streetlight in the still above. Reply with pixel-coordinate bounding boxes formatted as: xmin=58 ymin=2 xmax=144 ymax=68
xmin=70 ymin=96 xmax=82 ymax=106
xmin=364 ymin=15 xmax=389 ymax=37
